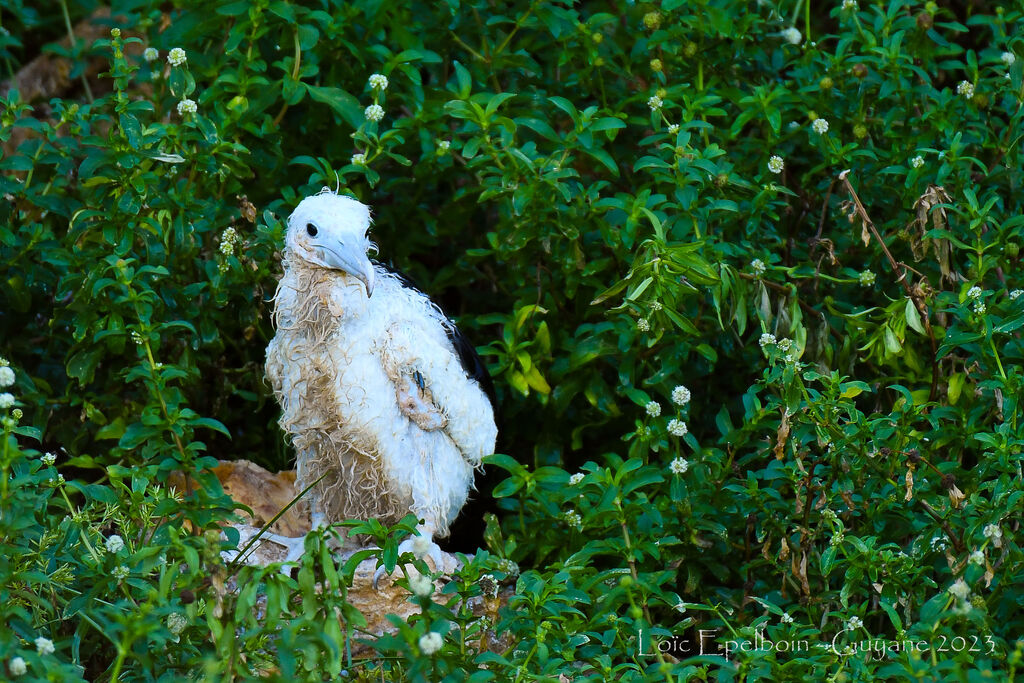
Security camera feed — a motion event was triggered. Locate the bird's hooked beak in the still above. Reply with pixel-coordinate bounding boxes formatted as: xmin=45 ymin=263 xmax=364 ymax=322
xmin=311 ymin=242 xmax=375 ymax=297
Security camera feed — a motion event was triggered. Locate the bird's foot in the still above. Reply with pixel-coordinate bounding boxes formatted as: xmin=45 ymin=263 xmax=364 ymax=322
xmin=371 ymin=533 xmax=449 ymax=590
xmin=225 ymin=530 xmax=307 ymax=572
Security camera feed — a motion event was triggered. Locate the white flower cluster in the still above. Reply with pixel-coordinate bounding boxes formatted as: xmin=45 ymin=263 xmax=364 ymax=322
xmin=811 ymin=117 xmax=829 ymax=134
xmin=647 ymin=95 xmax=663 ymax=111
xmin=167 ymin=47 xmax=187 ymax=67
xmin=368 ymin=73 xmax=389 ymax=90
xmin=967 ymin=285 xmax=983 ymax=299
xmin=957 ymin=81 xmax=974 ymax=98
xmin=220 ymin=227 xmax=239 ymax=256
xmin=563 ymin=509 xmax=583 ymax=529
xmin=419 ymin=631 xmax=443 ymax=655
xmin=0 ymin=393 xmax=14 ymax=409
xmin=1002 ymin=52 xmax=1016 ymax=66
xmin=645 ymin=401 xmax=661 ymax=417
xmin=143 ymin=47 xmax=158 ymax=62
xmin=759 ymin=332 xmax=777 ymax=348
xmin=351 ymin=153 xmax=366 ymax=166
xmin=667 ymin=123 xmax=680 ymax=135
xmin=669 ymin=457 xmax=689 ymax=474
xmin=983 ymin=524 xmax=1002 ymax=540
xmin=569 ymin=472 xmax=585 ymax=486
xmin=637 ymin=318 xmax=650 ymax=332
xmin=667 ymin=419 xmax=688 ymax=437
xmin=910 ymin=155 xmax=924 ymax=169
xmin=438 ymin=140 xmax=451 ymax=152
xmin=842 ymin=0 xmax=858 ymax=10
xmin=969 ymin=550 xmax=985 ymax=566
xmin=780 ymin=27 xmax=802 ymax=45
xmin=847 ymin=616 xmax=863 ymax=630
xmin=496 ymin=558 xmax=519 ymax=577
xmin=672 ymin=385 xmax=691 ymax=405
xmin=112 ymin=565 xmax=130 ymax=581
xmin=42 ymin=452 xmax=57 ymax=466
xmin=408 ymin=572 xmax=433 ymax=597
xmin=1010 ymin=289 xmax=1023 ymax=300
xmin=35 ymin=637 xmax=55 ymax=656
xmin=768 ymin=155 xmax=784 ymax=174
xmin=364 ymin=104 xmax=384 ymax=122
xmin=9 ymin=656 xmax=26 ymax=676
xmin=411 ymin=534 xmax=433 ymax=559
xmin=859 ymin=270 xmax=875 ymax=286
xmin=781 ymin=612 xmax=794 ymax=624
xmin=751 ymin=258 xmax=766 ymax=276
xmin=105 ymin=534 xmax=125 ymax=553
xmin=948 ymin=578 xmax=970 ymax=600
xmin=0 ymin=364 xmax=13 ymax=388
xmin=177 ymin=98 xmax=197 ymax=116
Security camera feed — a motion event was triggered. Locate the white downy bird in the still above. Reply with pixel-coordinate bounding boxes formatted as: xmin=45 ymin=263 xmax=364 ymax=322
xmin=265 ymin=188 xmax=497 ymax=578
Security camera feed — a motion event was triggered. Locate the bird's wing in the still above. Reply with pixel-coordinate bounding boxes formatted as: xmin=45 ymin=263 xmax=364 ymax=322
xmin=381 ymin=322 xmax=497 ymax=466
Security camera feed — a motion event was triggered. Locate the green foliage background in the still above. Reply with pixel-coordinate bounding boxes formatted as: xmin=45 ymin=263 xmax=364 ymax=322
xmin=1 ymin=0 xmax=1023 ymax=680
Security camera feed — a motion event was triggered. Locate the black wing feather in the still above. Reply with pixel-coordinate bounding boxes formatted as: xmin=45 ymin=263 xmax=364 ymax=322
xmin=383 ymin=262 xmax=497 ymax=409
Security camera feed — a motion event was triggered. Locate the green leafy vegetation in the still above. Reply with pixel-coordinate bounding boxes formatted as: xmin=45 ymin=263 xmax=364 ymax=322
xmin=2 ymin=0 xmax=1023 ymax=680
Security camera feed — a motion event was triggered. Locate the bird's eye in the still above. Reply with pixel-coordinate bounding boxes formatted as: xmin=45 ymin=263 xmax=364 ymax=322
xmin=306 ymin=223 xmax=318 ymax=237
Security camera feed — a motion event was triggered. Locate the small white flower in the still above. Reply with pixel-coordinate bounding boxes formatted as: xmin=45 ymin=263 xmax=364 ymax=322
xmin=0 ymin=366 xmax=13 ymax=387
xmin=759 ymin=332 xmax=777 ymax=348
xmin=364 ymin=104 xmax=384 ymax=122
xmin=842 ymin=0 xmax=858 ymax=10
xmin=647 ymin=95 xmax=663 ymax=111
xmin=167 ymin=47 xmax=187 ymax=67
xmin=167 ymin=612 xmax=187 ymax=636
xmin=418 ymin=631 xmax=444 ymax=655
xmin=781 ymin=612 xmax=794 ymax=624
xmin=1010 ymin=289 xmax=1023 ymax=300
xmin=176 ymin=98 xmax=197 ymax=115
xmin=847 ymin=616 xmax=863 ymax=630
xmin=776 ymin=338 xmax=793 ymax=351
xmin=751 ymin=258 xmax=766 ymax=276
xmin=957 ymin=81 xmax=975 ymax=98
xmin=496 ymin=558 xmax=519 ymax=577
xmin=41 ymin=452 xmax=57 ymax=466
xmin=948 ymin=578 xmax=970 ymax=600
xmin=859 ymin=270 xmax=875 ymax=286
xmin=667 ymin=419 xmax=688 ymax=437
xmin=438 ymin=140 xmax=451 ymax=152
xmin=9 ymin=656 xmax=27 ymax=676
xmin=569 ymin=473 xmax=585 ymax=486
xmin=811 ymin=117 xmax=829 ymax=134
xmin=930 ymin=535 xmax=949 ymax=550
xmin=983 ymin=524 xmax=1002 ymax=540
xmin=112 ymin=565 xmax=130 ymax=581
xmin=408 ymin=572 xmax=433 ymax=597
xmin=669 ymin=457 xmax=689 ymax=474
xmin=0 ymin=393 xmax=14 ymax=409
xmin=105 ymin=535 xmax=125 ymax=554
xmin=973 ymin=302 xmax=986 ymax=315
xmin=143 ymin=47 xmax=158 ymax=62
xmin=910 ymin=155 xmax=924 ymax=169
xmin=35 ymin=637 xmax=54 ymax=656
xmin=1001 ymin=52 xmax=1016 ymax=66
xmin=563 ymin=509 xmax=583 ymax=529
xmin=969 ymin=550 xmax=985 ymax=566
xmin=671 ymin=385 xmax=691 ymax=406
xmin=667 ymin=123 xmax=680 ymax=135
xmin=637 ymin=318 xmax=650 ymax=332
xmin=780 ymin=27 xmax=802 ymax=45
xmin=831 ymin=531 xmax=845 ymax=546
xmin=351 ymin=153 xmax=366 ymax=166
xmin=768 ymin=155 xmax=784 ymax=174
xmin=967 ymin=285 xmax=983 ymax=299
xmin=649 ymin=301 xmax=662 ymax=311
xmin=645 ymin=401 xmax=661 ymax=417
xmin=411 ymin=534 xmax=433 ymax=559
xmin=368 ymin=73 xmax=389 ymax=91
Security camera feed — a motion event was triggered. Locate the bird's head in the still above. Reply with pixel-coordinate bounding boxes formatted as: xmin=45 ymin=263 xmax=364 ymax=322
xmin=286 ymin=191 xmax=375 ymax=297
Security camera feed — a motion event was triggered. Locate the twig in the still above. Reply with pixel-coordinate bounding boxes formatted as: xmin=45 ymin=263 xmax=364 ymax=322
xmin=838 ymin=170 xmax=939 ymax=401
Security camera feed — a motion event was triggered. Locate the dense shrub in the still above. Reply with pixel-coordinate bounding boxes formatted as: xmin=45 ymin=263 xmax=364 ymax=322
xmin=1 ymin=0 xmax=1023 ymax=680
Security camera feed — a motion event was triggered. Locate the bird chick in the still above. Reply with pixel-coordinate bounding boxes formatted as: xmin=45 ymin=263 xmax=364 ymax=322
xmin=265 ymin=189 xmax=497 ymax=578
